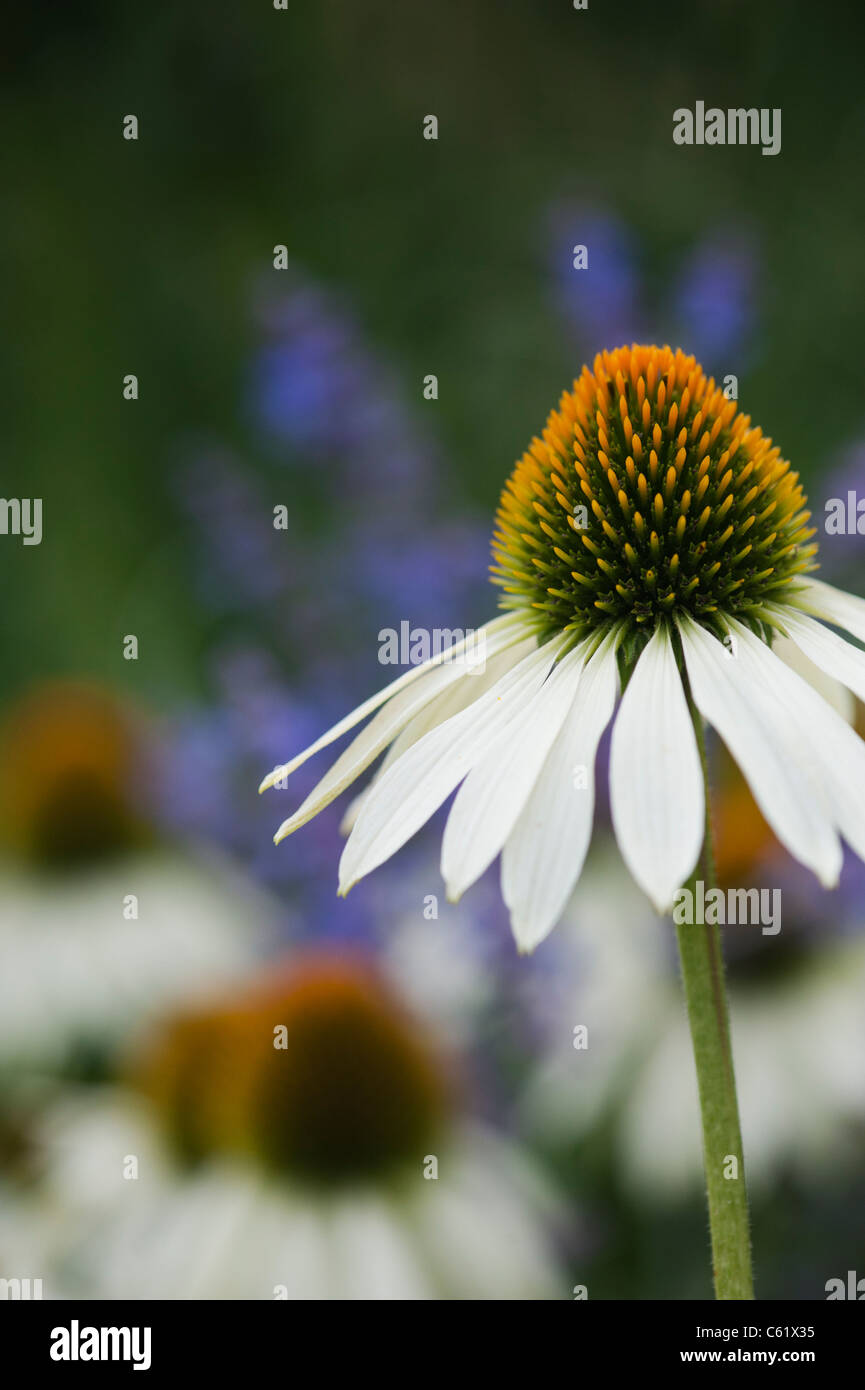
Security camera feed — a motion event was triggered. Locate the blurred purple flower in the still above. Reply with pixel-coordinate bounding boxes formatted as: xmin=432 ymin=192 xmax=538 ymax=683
xmin=161 ymin=267 xmax=513 ymax=960
xmin=545 ymin=203 xmax=645 ymax=350
xmin=545 ymin=201 xmax=759 ymax=374
xmin=247 ymin=271 xmax=438 ymax=509
xmin=151 ymin=639 xmax=375 ymax=932
xmin=174 ymin=451 xmax=294 ymax=614
xmin=671 ymin=231 xmax=758 ymax=372
xmin=349 ymin=519 xmax=492 ymax=636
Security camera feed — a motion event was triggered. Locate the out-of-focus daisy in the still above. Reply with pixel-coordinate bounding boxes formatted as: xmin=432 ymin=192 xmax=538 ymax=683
xmin=523 ymin=914 xmax=865 ymax=1200
xmin=618 ymin=933 xmax=865 ymax=1196
xmin=262 ymin=344 xmax=865 ymax=949
xmin=29 ymin=957 xmax=565 ymax=1300
xmin=0 ymin=683 xmax=272 ymax=1071
xmin=545 ymin=202 xmax=758 ymax=369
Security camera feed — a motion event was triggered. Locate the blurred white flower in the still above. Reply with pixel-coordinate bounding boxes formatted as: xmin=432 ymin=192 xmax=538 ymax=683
xmin=519 ymin=841 xmax=865 ymax=1195
xmin=28 ymin=1091 xmax=563 ymax=1301
xmin=619 ymin=940 xmax=865 ymax=1195
xmin=0 ymin=682 xmax=273 ymax=1071
xmin=0 ymin=856 xmax=274 ymax=1071
xmin=18 ymin=958 xmax=566 ymax=1301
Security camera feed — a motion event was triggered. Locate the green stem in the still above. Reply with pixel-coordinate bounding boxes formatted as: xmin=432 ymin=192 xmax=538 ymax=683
xmin=675 ymin=675 xmax=754 ymax=1301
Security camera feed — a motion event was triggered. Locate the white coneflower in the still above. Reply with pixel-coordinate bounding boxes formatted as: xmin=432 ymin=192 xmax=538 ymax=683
xmin=0 ymin=683 xmax=270 ymax=1071
xmin=25 ymin=958 xmax=565 ymax=1301
xmin=261 ymin=343 xmax=865 ymax=1301
xmin=262 ymin=344 xmax=865 ymax=950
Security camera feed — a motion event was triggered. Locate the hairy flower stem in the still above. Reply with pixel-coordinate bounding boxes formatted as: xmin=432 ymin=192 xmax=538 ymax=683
xmin=675 ymin=667 xmax=755 ymax=1300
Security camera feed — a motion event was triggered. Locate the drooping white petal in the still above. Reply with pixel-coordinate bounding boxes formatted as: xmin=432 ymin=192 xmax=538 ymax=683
xmin=792 ymin=578 xmax=865 ymax=646
xmin=338 ymin=636 xmax=566 ymax=893
xmin=337 ymin=637 xmax=537 ymax=836
xmin=727 ymin=618 xmax=865 ymax=868
xmin=770 ymin=606 xmax=865 ymax=708
xmin=679 ymin=615 xmax=841 ymax=886
xmin=274 ymin=632 xmax=535 ymax=841
xmin=501 ymin=630 xmax=620 ymax=953
xmin=772 ymin=631 xmax=854 ymax=724
xmin=441 ymin=643 xmax=587 ymax=903
xmin=610 ymin=623 xmax=704 ymax=912
xmin=259 ymin=612 xmax=523 ymax=792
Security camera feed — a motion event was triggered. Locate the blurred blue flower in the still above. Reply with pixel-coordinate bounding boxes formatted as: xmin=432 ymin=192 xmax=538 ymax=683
xmin=350 ymin=518 xmax=492 ymax=636
xmin=545 ymin=200 xmax=759 ymax=376
xmin=545 ymin=202 xmax=645 ymax=350
xmin=152 ymin=642 xmax=379 ymax=943
xmin=670 ymin=231 xmax=758 ymax=371
xmin=157 ymin=269 xmax=525 ymax=984
xmin=247 ymin=271 xmax=438 ymax=509
xmin=174 ymin=451 xmax=293 ymax=615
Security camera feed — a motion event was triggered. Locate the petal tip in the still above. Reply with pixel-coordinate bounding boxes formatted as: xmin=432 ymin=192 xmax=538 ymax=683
xmin=649 ymin=888 xmax=675 ymax=915
xmin=259 ymin=766 xmax=286 ymax=794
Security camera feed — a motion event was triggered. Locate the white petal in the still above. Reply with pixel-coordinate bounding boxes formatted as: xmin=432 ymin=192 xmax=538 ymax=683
xmin=408 ymin=1129 xmax=563 ymax=1299
xmin=728 ymin=619 xmax=865 ymax=868
xmin=770 ymin=607 xmax=865 ymax=709
xmin=792 ymin=578 xmax=865 ymax=646
xmin=338 ymin=637 xmax=537 ymax=835
xmin=259 ymin=613 xmax=523 ymax=792
xmin=260 ymin=1194 xmax=332 ymax=1300
xmin=680 ymin=615 xmax=841 ymax=886
xmin=610 ymin=623 xmax=704 ymax=911
xmin=501 ymin=630 xmax=620 ymax=952
xmin=338 ymin=637 xmax=566 ymax=893
xmin=441 ymin=643 xmax=587 ymax=902
xmin=772 ymin=631 xmax=854 ymax=724
xmin=274 ymin=631 xmax=534 ymax=841
xmin=328 ymin=1195 xmax=433 ymax=1300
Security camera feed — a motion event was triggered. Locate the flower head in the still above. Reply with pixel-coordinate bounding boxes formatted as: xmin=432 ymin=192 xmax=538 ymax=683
xmin=0 ymin=684 xmax=267 ymax=1071
xmin=493 ymin=345 xmax=814 ymax=649
xmin=136 ymin=956 xmax=448 ymax=1188
xmin=262 ymin=345 xmax=865 ymax=949
xmin=31 ymin=959 xmax=564 ymax=1299
xmin=0 ymin=683 xmax=152 ymax=870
